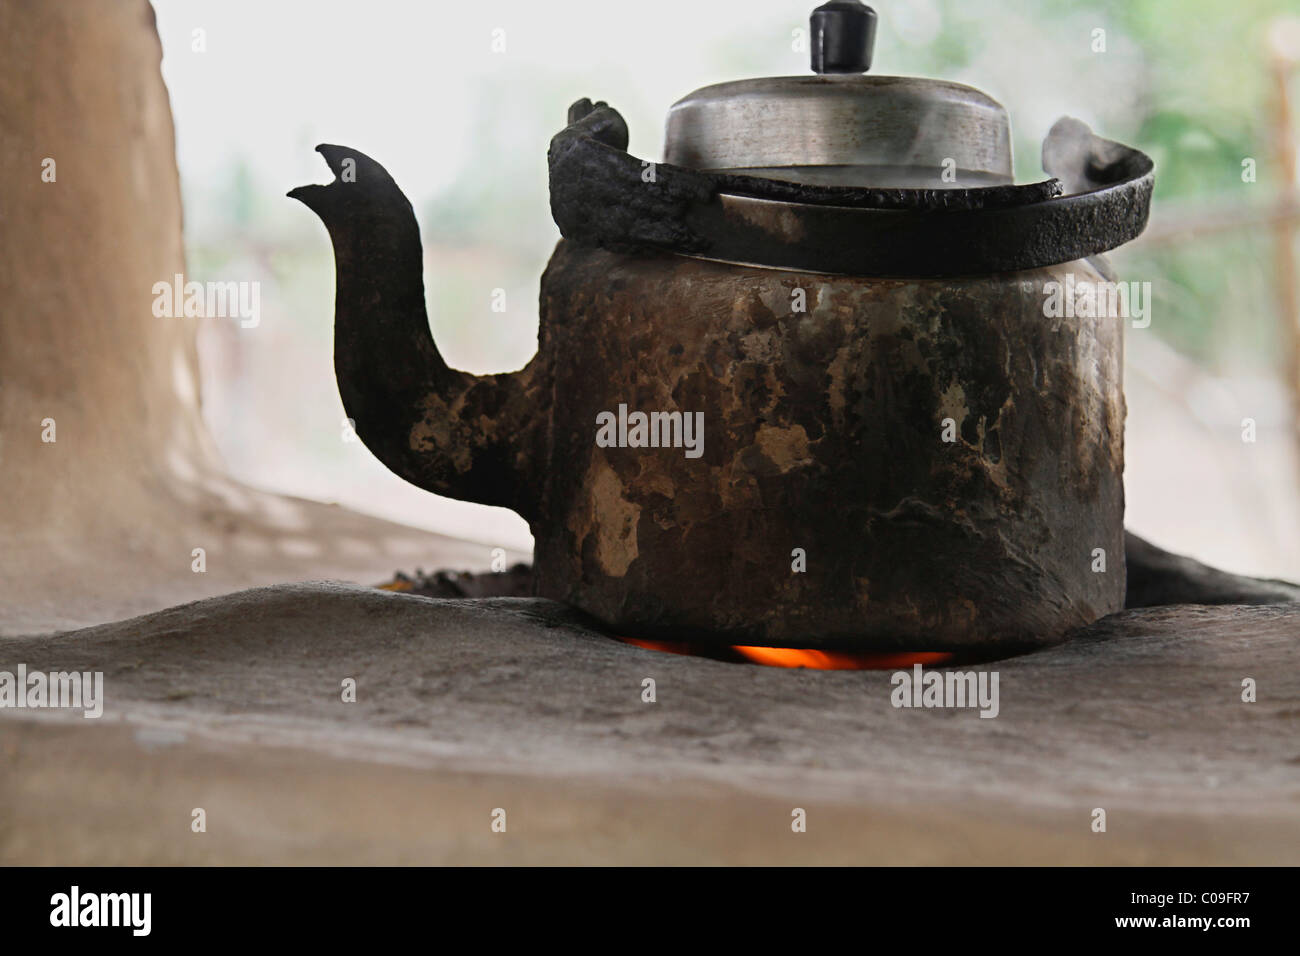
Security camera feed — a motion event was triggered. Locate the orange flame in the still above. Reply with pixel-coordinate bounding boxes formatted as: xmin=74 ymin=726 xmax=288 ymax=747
xmin=731 ymin=646 xmax=952 ymax=670
xmin=618 ymin=637 xmax=952 ymax=670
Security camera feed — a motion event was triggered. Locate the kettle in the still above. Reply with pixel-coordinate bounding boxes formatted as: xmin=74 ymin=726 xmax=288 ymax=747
xmin=290 ymin=1 xmax=1154 ymax=653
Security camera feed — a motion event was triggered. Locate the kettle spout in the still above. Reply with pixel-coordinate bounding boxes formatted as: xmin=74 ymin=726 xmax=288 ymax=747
xmin=289 ymin=145 xmax=542 ymax=521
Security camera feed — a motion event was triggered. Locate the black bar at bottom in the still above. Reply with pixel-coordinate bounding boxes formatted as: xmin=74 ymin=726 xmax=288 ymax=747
xmin=0 ymin=866 xmax=1287 ymax=941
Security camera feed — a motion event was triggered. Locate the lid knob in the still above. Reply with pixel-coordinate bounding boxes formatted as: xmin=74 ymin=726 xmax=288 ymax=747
xmin=810 ymin=1 xmax=877 ymax=74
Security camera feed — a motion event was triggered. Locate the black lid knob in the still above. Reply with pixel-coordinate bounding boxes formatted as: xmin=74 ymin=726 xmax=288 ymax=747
xmin=810 ymin=1 xmax=877 ymax=74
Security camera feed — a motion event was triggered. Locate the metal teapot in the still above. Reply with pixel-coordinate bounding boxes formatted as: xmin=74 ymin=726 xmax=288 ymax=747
xmin=290 ymin=1 xmax=1154 ymax=653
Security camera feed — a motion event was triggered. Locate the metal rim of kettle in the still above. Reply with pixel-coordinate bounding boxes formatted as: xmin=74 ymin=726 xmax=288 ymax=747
xmin=663 ymin=75 xmax=1016 ymax=190
xmin=548 ymin=99 xmax=1154 ymax=278
xmin=548 ymin=0 xmax=1154 ymax=277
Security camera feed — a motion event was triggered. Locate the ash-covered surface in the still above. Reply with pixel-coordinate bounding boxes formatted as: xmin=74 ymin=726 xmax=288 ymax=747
xmin=1 ymin=581 xmax=1296 ymax=865
xmin=2 ymin=533 xmax=1295 ymax=865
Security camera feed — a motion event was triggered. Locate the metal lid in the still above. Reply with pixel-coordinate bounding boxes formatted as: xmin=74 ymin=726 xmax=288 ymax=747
xmin=663 ymin=2 xmax=1013 ymax=188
